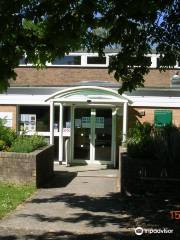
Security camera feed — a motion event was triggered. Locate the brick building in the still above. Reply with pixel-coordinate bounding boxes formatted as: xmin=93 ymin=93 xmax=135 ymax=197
xmin=0 ymin=50 xmax=180 ymax=166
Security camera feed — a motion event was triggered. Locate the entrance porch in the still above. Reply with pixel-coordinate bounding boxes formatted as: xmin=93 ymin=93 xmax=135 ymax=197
xmin=46 ymin=86 xmax=128 ymax=166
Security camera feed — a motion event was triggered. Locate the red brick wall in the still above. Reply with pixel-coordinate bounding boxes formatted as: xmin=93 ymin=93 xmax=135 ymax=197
xmin=129 ymin=107 xmax=180 ymax=128
xmin=10 ymin=67 xmax=116 ymax=86
xmin=144 ymin=69 xmax=174 ymax=88
xmin=10 ymin=67 xmax=177 ymax=87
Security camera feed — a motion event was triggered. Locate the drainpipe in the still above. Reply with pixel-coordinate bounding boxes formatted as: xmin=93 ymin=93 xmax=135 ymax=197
xmin=59 ymin=103 xmax=63 ymax=163
xmin=50 ymin=101 xmax=54 ymax=145
xmin=122 ymin=102 xmax=128 ymax=144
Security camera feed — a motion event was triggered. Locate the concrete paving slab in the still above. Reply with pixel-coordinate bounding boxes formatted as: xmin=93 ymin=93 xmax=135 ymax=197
xmin=0 ymin=165 xmax=179 ymax=239
xmin=0 ymin=165 xmax=131 ymax=239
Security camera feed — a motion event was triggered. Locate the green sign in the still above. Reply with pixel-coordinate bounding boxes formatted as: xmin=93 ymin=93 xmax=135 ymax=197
xmin=154 ymin=110 xmax=172 ymax=127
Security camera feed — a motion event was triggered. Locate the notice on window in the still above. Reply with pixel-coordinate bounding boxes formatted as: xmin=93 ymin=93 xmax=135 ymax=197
xmin=0 ymin=112 xmax=13 ymax=128
xmin=63 ymin=128 xmax=71 ymax=137
xmin=75 ymin=119 xmax=81 ymax=128
xmin=96 ymin=117 xmax=104 ymax=128
xmin=20 ymin=114 xmax=36 ymax=131
xmin=82 ymin=117 xmax=91 ymax=128
xmin=66 ymin=122 xmax=71 ymax=128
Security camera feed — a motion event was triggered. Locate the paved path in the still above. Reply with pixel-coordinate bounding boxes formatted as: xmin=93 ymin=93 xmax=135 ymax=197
xmin=0 ymin=165 xmax=135 ymax=239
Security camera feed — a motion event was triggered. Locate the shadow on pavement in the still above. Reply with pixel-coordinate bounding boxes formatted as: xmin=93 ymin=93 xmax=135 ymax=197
xmin=42 ymin=171 xmax=77 ymax=188
xmin=0 ymin=168 xmax=179 ymax=240
xmin=0 ymin=230 xmax=175 ymax=240
xmin=21 ymin=191 xmax=180 ymax=238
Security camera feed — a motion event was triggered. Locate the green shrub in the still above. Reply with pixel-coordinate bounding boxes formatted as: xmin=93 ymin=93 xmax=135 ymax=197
xmin=152 ymin=125 xmax=180 ymax=164
xmin=10 ymin=135 xmax=47 ymax=153
xmin=127 ymin=122 xmax=153 ymax=158
xmin=127 ymin=122 xmax=180 ymax=164
xmin=0 ymin=120 xmax=47 ymax=153
xmin=0 ymin=120 xmax=16 ymax=147
xmin=0 ymin=140 xmax=6 ymax=151
xmin=29 ymin=135 xmax=47 ymax=149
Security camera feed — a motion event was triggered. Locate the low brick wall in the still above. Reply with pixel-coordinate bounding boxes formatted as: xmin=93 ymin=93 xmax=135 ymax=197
xmin=119 ymin=147 xmax=180 ymax=194
xmin=0 ymin=145 xmax=54 ymax=187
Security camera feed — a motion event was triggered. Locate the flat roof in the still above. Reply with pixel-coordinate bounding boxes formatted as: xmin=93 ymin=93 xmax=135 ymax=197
xmin=125 ymin=89 xmax=180 ymax=97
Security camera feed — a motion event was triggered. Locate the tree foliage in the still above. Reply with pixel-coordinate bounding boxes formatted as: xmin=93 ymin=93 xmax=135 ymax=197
xmin=0 ymin=0 xmax=179 ymax=92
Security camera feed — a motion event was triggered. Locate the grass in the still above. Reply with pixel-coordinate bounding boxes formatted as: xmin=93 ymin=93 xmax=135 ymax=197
xmin=0 ymin=183 xmax=36 ymax=219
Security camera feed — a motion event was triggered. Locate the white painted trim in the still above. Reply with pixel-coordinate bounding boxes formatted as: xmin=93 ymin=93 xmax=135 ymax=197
xmin=46 ymin=86 xmax=129 ymax=103
xmin=125 ymin=95 xmax=180 ymax=107
xmin=0 ymin=95 xmax=49 ymax=105
xmin=72 ymin=107 xmax=113 ymax=165
xmin=16 ymin=105 xmax=19 ymax=133
xmin=148 ymin=54 xmax=157 ymax=68
xmin=19 ymin=52 xmax=178 ymax=69
xmin=91 ymin=109 xmax=96 ymax=163
xmin=49 ymin=99 xmax=127 ymax=105
xmin=72 ymin=159 xmax=113 ymax=165
xmin=59 ymin=103 xmax=63 ymax=162
xmin=112 ymin=108 xmax=117 ymax=167
xmin=70 ymin=106 xmax=74 ymax=164
xmin=50 ymin=101 xmax=54 ymax=144
xmin=122 ymin=102 xmax=128 ymax=143
xmin=20 ymin=131 xmax=61 ymax=137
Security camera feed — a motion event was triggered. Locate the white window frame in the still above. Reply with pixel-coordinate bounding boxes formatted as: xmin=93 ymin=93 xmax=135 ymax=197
xmin=18 ymin=52 xmax=180 ymax=69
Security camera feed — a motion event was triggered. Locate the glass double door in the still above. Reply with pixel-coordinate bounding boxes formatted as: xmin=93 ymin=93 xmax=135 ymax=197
xmin=74 ymin=108 xmax=112 ymax=163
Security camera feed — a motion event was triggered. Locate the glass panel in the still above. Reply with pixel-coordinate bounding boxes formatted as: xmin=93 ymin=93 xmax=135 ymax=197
xmin=157 ymin=57 xmax=176 ymax=67
xmin=95 ymin=109 xmax=112 ymax=161
xmin=74 ymin=108 xmax=91 ymax=160
xmin=19 ymin=106 xmax=50 ymax=131
xmin=52 ymin=56 xmax=81 ymax=65
xmin=19 ymin=56 xmax=28 ymax=65
xmin=87 ymin=56 xmax=106 ymax=64
xmin=63 ymin=107 xmax=71 ymax=162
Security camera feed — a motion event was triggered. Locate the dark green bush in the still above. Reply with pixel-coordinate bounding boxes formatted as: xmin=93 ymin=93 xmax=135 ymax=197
xmin=127 ymin=122 xmax=180 ymax=164
xmin=0 ymin=140 xmax=6 ymax=151
xmin=127 ymin=122 xmax=153 ymax=158
xmin=152 ymin=125 xmax=180 ymax=164
xmin=10 ymin=135 xmax=47 ymax=153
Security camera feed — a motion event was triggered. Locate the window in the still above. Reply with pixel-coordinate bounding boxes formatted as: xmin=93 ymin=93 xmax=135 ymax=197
xmin=157 ymin=57 xmax=176 ymax=68
xmin=52 ymin=56 xmax=81 ymax=65
xmin=0 ymin=112 xmax=13 ymax=128
xmin=109 ymin=55 xmax=116 ymax=65
xmin=154 ymin=110 xmax=172 ymax=127
xmin=87 ymin=56 xmax=106 ymax=65
xmin=19 ymin=106 xmax=50 ymax=132
xmin=19 ymin=57 xmax=28 ymax=65
xmin=171 ymin=71 xmax=180 ymax=87
xmin=20 ymin=114 xmax=36 ymax=131
xmin=109 ymin=56 xmax=151 ymax=67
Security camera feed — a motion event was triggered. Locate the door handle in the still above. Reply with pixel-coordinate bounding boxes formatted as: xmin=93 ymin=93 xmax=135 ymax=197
xmin=89 ymin=134 xmax=96 ymax=140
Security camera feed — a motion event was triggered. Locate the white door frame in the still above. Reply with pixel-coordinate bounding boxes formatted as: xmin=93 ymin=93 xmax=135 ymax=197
xmin=72 ymin=107 xmax=116 ymax=165
xmin=69 ymin=105 xmax=74 ymax=165
xmin=90 ymin=108 xmax=96 ymax=163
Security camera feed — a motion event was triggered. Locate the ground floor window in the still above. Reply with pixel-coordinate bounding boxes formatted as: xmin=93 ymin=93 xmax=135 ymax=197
xmin=18 ymin=105 xmax=122 ymax=164
xmin=19 ymin=106 xmax=60 ymax=132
